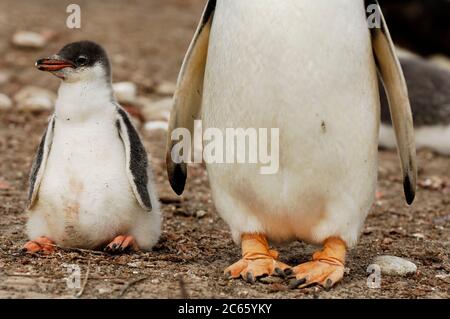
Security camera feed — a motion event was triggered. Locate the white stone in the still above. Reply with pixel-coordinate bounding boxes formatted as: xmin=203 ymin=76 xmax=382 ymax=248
xmin=97 ymin=287 xmax=111 ymax=294
xmin=195 ymin=210 xmax=207 ymax=218
xmin=14 ymin=86 xmax=56 ymax=112
xmin=12 ymin=31 xmax=47 ymax=49
xmin=0 ymin=93 xmax=12 ymax=110
xmin=113 ymin=82 xmax=137 ymax=104
xmin=155 ymin=81 xmax=176 ymax=95
xmin=127 ymin=261 xmax=143 ymax=268
xmin=372 ymin=255 xmax=417 ymax=276
xmin=412 ymin=233 xmax=425 ymax=240
xmin=141 ymin=97 xmax=172 ymax=122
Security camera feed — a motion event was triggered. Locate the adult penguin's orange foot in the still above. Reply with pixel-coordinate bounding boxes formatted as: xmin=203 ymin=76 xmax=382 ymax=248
xmin=287 ymin=237 xmax=346 ymax=289
xmin=224 ymin=233 xmax=291 ymax=283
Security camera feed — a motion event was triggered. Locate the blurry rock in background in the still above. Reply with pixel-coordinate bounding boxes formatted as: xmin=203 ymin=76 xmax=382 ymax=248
xmin=14 ymin=86 xmax=56 ymax=112
xmin=0 ymin=93 xmax=12 ymax=111
xmin=112 ymin=81 xmax=175 ymax=132
xmin=154 ymin=81 xmax=176 ymax=96
xmin=113 ymin=81 xmax=138 ymax=104
xmin=139 ymin=97 xmax=173 ymax=132
xmin=379 ymin=53 xmax=450 ymax=155
xmin=141 ymin=97 xmax=172 ymax=122
xmin=12 ymin=31 xmax=47 ymax=49
xmin=144 ymin=121 xmax=169 ymax=132
xmin=380 ymin=0 xmax=450 ymax=57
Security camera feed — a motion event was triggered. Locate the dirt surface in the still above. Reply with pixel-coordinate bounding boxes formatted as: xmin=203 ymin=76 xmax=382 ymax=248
xmin=0 ymin=0 xmax=449 ymax=299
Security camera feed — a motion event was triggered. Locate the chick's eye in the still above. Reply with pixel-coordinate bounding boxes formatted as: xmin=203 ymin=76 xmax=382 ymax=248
xmin=76 ymin=56 xmax=88 ymax=65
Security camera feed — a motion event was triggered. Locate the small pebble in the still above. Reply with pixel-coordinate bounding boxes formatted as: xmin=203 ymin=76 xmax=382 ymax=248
xmin=195 ymin=210 xmax=207 ymax=218
xmin=97 ymin=287 xmax=111 ymax=294
xmin=115 ymin=255 xmax=130 ymax=265
xmin=144 ymin=121 xmax=168 ymax=132
xmin=141 ymin=97 xmax=172 ymax=122
xmin=412 ymin=233 xmax=425 ymax=240
xmin=372 ymin=255 xmax=417 ymax=276
xmin=14 ymin=86 xmax=56 ymax=112
xmin=12 ymin=31 xmax=47 ymax=49
xmin=0 ymin=93 xmax=12 ymax=110
xmin=155 ymin=81 xmax=176 ymax=95
xmin=113 ymin=82 xmax=137 ymax=104
xmin=418 ymin=176 xmax=446 ymax=190
xmin=127 ymin=261 xmax=143 ymax=268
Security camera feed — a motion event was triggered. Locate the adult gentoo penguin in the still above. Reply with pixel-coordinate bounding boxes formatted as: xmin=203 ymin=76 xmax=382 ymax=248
xmin=167 ymin=0 xmax=417 ymax=288
xmin=24 ymin=41 xmax=161 ymax=253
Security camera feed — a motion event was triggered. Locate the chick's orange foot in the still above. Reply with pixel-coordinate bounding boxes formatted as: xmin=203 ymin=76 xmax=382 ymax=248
xmin=104 ymin=235 xmax=139 ymax=254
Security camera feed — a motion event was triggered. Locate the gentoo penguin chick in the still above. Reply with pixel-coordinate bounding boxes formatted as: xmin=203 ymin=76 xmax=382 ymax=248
xmin=24 ymin=41 xmax=161 ymax=253
xmin=167 ymin=0 xmax=416 ymax=289
xmin=379 ymin=55 xmax=450 ymax=155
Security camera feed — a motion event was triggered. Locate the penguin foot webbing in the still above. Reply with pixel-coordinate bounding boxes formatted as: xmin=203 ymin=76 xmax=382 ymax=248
xmin=224 ymin=233 xmax=290 ymax=283
xmin=286 ymin=237 xmax=346 ymax=289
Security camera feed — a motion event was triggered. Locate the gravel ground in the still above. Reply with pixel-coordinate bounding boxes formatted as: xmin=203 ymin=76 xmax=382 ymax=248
xmin=0 ymin=0 xmax=449 ymax=299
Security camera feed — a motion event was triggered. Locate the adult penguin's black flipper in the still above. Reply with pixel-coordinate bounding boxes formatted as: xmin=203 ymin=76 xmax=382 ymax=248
xmin=367 ymin=0 xmax=417 ymax=204
xmin=166 ymin=0 xmax=216 ymax=195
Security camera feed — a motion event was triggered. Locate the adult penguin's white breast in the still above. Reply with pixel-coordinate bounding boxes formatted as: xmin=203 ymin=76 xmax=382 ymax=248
xmin=202 ymin=0 xmax=380 ymax=246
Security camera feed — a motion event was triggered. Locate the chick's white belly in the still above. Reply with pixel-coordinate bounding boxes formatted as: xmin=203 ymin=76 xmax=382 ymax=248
xmin=31 ymin=122 xmax=140 ymax=248
xmin=202 ymin=0 xmax=379 ymax=246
